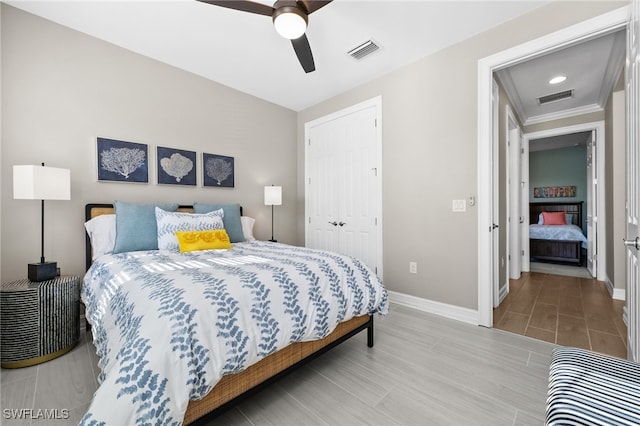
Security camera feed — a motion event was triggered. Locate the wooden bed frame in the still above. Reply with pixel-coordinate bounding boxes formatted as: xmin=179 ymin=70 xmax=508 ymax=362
xmin=529 ymin=201 xmax=584 ymax=265
xmin=84 ymin=203 xmax=375 ymax=425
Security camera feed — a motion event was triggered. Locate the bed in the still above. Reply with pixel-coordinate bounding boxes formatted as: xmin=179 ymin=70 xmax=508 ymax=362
xmin=81 ymin=203 xmax=388 ymax=425
xmin=529 ymin=201 xmax=586 ymax=265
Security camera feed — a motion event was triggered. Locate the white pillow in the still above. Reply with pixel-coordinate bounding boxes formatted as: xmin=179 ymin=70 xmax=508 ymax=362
xmin=85 ymin=214 xmax=116 ymax=260
xmin=241 ymin=216 xmax=256 ymax=241
xmin=155 ymin=207 xmax=224 ymax=251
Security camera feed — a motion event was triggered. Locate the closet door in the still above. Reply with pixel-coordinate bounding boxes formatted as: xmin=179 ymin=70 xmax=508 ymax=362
xmin=305 ymin=98 xmax=382 ymax=275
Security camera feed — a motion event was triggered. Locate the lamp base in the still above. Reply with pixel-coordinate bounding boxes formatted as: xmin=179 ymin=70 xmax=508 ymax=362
xmin=268 ymin=239 xmax=278 ymax=243
xmin=28 ymin=262 xmax=57 ymax=282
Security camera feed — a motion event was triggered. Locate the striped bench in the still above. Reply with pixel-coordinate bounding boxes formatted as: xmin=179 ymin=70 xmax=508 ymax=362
xmin=546 ymin=347 xmax=640 ymax=425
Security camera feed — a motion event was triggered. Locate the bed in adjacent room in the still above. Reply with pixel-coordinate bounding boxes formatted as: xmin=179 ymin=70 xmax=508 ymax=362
xmin=529 ymin=201 xmax=587 ymax=265
xmin=80 ymin=202 xmax=388 ymax=425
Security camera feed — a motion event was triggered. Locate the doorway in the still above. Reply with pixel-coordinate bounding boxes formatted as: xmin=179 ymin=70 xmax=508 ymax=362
xmin=522 ymin=122 xmax=605 ymax=281
xmin=477 ymin=6 xmax=629 ymax=327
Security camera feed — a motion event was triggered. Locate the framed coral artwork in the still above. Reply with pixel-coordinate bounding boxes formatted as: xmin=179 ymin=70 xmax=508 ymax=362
xmin=97 ymin=137 xmax=148 ymax=183
xmin=157 ymin=146 xmax=196 ymax=186
xmin=202 ymin=153 xmax=234 ymax=188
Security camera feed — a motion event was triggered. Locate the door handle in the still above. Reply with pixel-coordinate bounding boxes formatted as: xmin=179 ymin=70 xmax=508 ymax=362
xmin=492 ymin=224 xmax=499 ymax=230
xmin=338 ymin=222 xmax=346 ymax=227
xmin=329 ymin=221 xmax=338 ymax=226
xmin=623 ymin=237 xmax=639 ymax=250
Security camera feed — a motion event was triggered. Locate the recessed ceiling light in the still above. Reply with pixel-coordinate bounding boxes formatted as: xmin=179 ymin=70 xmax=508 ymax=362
xmin=549 ymin=75 xmax=567 ymax=85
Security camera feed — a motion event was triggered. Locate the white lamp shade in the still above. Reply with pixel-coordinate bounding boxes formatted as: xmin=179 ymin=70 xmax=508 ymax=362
xmin=264 ymin=186 xmax=282 ymax=206
xmin=13 ymin=165 xmax=71 ymax=200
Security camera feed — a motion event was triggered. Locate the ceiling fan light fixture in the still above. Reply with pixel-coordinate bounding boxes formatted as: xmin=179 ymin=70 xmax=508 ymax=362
xmin=273 ymin=6 xmax=307 ymax=40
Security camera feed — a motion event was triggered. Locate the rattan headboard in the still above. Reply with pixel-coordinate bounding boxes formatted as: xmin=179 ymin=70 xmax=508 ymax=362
xmin=84 ymin=203 xmax=241 ymax=271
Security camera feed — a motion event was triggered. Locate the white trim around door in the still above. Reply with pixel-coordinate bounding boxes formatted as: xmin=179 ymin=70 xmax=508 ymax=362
xmin=477 ymin=6 xmax=628 ymax=327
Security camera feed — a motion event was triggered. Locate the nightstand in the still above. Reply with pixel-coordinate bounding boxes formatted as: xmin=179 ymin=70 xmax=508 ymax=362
xmin=0 ymin=275 xmax=81 ymax=368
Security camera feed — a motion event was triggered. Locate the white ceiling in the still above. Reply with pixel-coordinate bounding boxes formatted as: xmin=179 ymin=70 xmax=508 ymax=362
xmin=529 ymin=131 xmax=591 ymax=152
xmin=496 ymin=30 xmax=626 ymax=126
xmin=5 ymin=0 xmax=554 ymax=111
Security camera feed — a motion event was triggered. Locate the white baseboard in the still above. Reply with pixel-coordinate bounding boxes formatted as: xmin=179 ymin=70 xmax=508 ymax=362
xmin=604 ymin=278 xmax=614 ymax=297
xmin=498 ymin=283 xmax=509 ymax=305
xmin=607 ymin=278 xmax=626 ymax=300
xmin=387 ymin=290 xmax=478 ymax=325
xmin=613 ymin=287 xmax=626 ymax=301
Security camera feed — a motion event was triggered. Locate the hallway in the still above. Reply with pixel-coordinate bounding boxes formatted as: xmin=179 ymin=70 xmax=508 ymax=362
xmin=494 ymin=271 xmax=627 ymax=358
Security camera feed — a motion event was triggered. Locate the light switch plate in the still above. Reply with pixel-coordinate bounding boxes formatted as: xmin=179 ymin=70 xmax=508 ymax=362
xmin=452 ymin=199 xmax=466 ymax=212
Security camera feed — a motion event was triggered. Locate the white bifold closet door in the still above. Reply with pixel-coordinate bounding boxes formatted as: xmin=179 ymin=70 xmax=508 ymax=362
xmin=305 ymin=98 xmax=382 ymax=276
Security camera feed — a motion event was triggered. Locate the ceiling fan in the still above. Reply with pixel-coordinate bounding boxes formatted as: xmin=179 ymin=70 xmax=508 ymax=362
xmin=198 ymin=0 xmax=332 ymax=73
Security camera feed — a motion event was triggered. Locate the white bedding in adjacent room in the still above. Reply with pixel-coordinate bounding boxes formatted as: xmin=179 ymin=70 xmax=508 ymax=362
xmin=529 ymin=224 xmax=588 ymax=248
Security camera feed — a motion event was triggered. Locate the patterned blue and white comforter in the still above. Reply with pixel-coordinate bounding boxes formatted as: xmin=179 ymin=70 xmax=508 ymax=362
xmin=529 ymin=224 xmax=587 ymax=248
xmin=80 ymin=241 xmax=388 ymax=425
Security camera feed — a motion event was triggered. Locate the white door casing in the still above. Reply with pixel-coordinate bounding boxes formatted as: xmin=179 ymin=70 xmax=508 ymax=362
xmin=521 ymin=134 xmax=530 ymax=272
xmin=508 ymin=108 xmax=522 ymax=280
xmin=625 ymin=0 xmax=639 ymax=362
xmin=492 ymin=80 xmax=501 ymax=307
xmin=304 ymin=96 xmax=383 ymax=277
xmin=477 ymin=7 xmax=628 ymax=327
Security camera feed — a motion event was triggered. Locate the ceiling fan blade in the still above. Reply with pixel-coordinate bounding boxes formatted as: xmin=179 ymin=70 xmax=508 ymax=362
xmin=197 ymin=0 xmax=274 ymax=16
xmin=297 ymin=0 xmax=332 ymax=15
xmin=291 ymin=33 xmax=315 ymax=73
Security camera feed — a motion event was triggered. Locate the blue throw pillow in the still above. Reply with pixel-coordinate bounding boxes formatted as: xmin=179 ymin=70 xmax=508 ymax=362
xmin=193 ymin=203 xmax=244 ymax=243
xmin=113 ymin=201 xmax=179 ymax=253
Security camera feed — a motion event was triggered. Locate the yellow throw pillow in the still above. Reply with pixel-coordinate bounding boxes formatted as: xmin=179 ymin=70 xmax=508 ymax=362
xmin=175 ymin=229 xmax=231 ymax=252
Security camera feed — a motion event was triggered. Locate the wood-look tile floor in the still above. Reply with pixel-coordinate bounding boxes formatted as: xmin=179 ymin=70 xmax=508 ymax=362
xmin=1 ymin=303 xmax=557 ymax=425
xmin=494 ymin=271 xmax=627 ymax=359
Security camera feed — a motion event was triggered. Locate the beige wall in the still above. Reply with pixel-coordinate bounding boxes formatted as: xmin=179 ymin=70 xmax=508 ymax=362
xmin=605 ymin=87 xmax=627 ymax=291
xmin=297 ymin=1 xmax=625 ymax=310
xmin=1 ymin=5 xmax=297 ymax=282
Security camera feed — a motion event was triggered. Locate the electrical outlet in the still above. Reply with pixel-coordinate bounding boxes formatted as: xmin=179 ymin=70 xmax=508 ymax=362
xmin=409 ymin=262 xmax=417 ymax=274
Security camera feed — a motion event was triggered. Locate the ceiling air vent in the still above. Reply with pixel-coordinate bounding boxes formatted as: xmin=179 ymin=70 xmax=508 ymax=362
xmin=537 ymin=89 xmax=574 ymax=105
xmin=348 ymin=40 xmax=380 ymax=60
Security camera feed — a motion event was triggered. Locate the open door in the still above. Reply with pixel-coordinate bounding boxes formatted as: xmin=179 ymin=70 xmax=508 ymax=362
xmin=521 ymin=133 xmax=530 ymax=272
xmin=492 ymin=80 xmax=501 ymax=307
xmin=625 ymin=0 xmax=640 ymax=362
xmin=508 ymin=110 xmax=522 ymax=279
xmin=586 ymin=130 xmax=597 ymax=277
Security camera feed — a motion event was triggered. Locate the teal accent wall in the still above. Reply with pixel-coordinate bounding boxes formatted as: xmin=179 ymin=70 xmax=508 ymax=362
xmin=529 ymin=146 xmax=587 ymax=232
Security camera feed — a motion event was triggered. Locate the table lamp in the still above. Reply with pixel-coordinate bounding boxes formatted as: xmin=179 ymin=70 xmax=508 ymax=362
xmin=13 ymin=163 xmax=71 ymax=282
xmin=264 ymin=185 xmax=282 ymax=242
